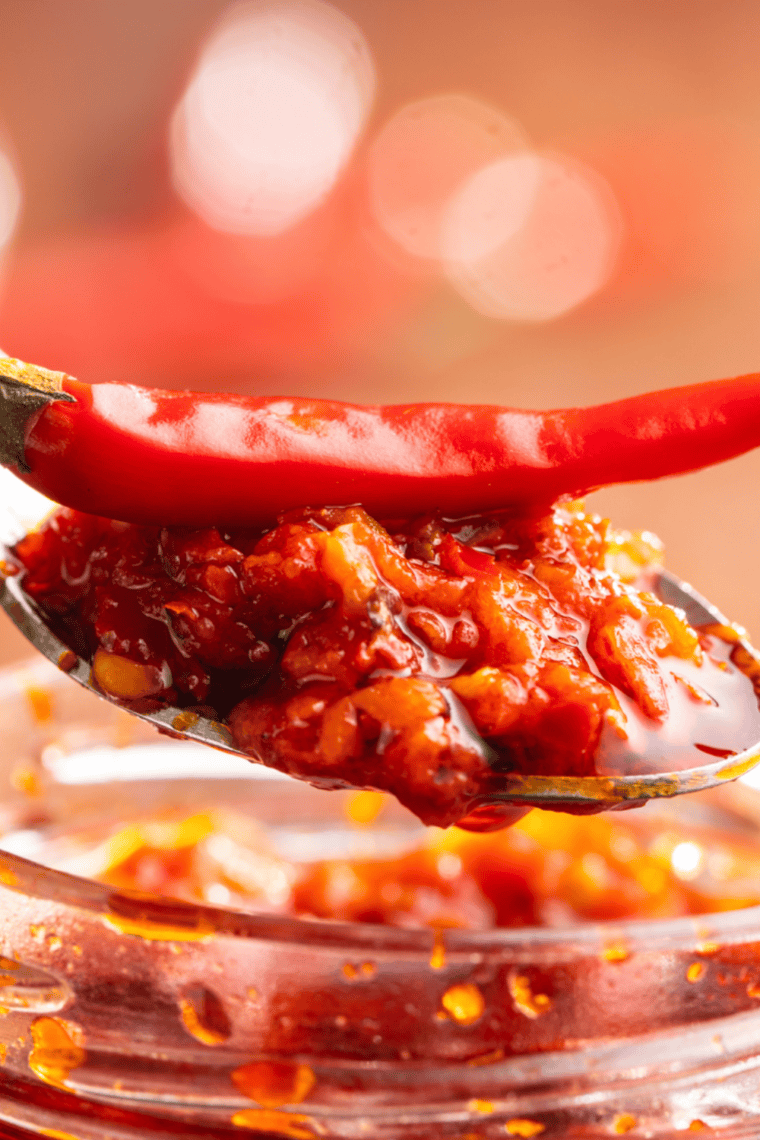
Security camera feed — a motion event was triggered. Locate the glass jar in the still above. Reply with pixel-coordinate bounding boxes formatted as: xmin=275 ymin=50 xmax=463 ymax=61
xmin=2 ymin=659 xmax=760 ymax=1139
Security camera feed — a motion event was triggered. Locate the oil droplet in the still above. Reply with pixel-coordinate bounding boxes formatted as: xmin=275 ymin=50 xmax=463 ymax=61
xmin=247 ymin=986 xmax=260 ymax=1003
xmin=46 ymin=935 xmax=62 ymax=952
xmin=468 ymin=1046 xmax=504 ymax=1067
xmin=344 ymin=789 xmax=387 ymax=825
xmin=441 ymin=983 xmax=484 ymax=1025
xmin=696 ymin=941 xmax=719 ymax=956
xmin=430 ymin=927 xmax=447 ymax=970
xmin=231 ymin=1109 xmax=318 ymax=1138
xmin=40 ymin=1130 xmax=82 ymax=1140
xmin=25 ymin=685 xmax=53 ymax=723
xmin=232 ymin=1060 xmax=316 ymax=1109
xmin=29 ymin=925 xmax=45 ymax=943
xmin=508 ymin=974 xmax=552 ymax=1018
xmin=0 ymin=1042 xmax=6 ymax=1061
xmin=613 ymin=1114 xmax=637 ymax=1134
xmin=179 ymin=985 xmax=231 ymax=1045
xmin=0 ymin=862 xmax=18 ymax=887
xmin=102 ymin=894 xmax=215 ymax=942
xmin=10 ymin=766 xmax=41 ymax=797
xmin=103 ymin=911 xmax=214 ymax=941
xmin=687 ymin=961 xmax=706 ymax=983
xmin=341 ymin=960 xmax=376 ymax=981
xmin=602 ymin=941 xmax=629 ymax=963
xmin=28 ymin=1017 xmax=85 ymax=1089
xmin=747 ymin=980 xmax=760 ymax=998
xmin=468 ymin=1099 xmax=494 ymax=1114
xmin=688 ymin=1123 xmax=706 ymax=1132
xmin=505 ymin=1120 xmax=545 ymax=1137
xmin=716 ymin=754 xmax=759 ymax=781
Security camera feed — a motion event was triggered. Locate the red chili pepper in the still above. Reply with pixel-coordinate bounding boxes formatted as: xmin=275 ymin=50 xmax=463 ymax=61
xmin=1 ymin=358 xmax=760 ymax=527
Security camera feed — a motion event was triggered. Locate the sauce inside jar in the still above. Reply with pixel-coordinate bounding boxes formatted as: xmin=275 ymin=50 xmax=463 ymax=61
xmin=87 ymin=796 xmax=760 ymax=929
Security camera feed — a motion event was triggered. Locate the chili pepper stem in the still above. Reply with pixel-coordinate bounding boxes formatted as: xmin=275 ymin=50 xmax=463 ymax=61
xmin=0 ymin=359 xmax=74 ymax=473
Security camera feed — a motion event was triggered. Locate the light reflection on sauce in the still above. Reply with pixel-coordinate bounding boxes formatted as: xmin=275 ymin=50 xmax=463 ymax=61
xmin=596 ymin=627 xmax=760 ymax=777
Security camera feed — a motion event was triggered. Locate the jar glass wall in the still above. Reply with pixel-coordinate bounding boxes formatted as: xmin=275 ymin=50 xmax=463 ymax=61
xmin=2 ymin=661 xmax=760 ymax=1139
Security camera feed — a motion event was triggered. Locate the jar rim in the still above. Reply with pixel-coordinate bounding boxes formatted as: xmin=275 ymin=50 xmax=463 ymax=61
xmin=3 ymin=815 xmax=760 ymax=960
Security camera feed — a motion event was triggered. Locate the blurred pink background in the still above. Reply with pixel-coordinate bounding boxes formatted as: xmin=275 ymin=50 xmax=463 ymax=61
xmin=1 ymin=0 xmax=760 ymax=661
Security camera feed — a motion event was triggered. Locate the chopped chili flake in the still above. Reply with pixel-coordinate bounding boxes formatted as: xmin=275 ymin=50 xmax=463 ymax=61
xmin=232 ymin=1060 xmax=316 ymax=1109
xmin=179 ymin=985 xmax=231 ymax=1045
xmin=430 ymin=929 xmax=447 ymax=970
xmin=28 ymin=1016 xmax=86 ymax=1089
xmin=230 ymin=1109 xmax=318 ymax=1138
xmin=612 ymin=1114 xmax=637 ymax=1134
xmin=508 ymin=973 xmax=552 ymax=1018
xmin=468 ymin=1100 xmax=494 ymax=1115
xmin=505 ymin=1120 xmax=545 ymax=1137
xmin=440 ymin=982 xmax=485 ymax=1024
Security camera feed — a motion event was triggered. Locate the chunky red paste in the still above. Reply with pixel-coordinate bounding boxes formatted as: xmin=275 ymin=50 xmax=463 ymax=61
xmin=12 ymin=502 xmax=759 ymax=827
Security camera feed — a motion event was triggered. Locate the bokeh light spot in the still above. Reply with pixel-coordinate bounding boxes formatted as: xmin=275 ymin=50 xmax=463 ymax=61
xmin=443 ymin=152 xmax=620 ymax=321
xmin=671 ymin=840 xmax=704 ymax=879
xmin=368 ymin=94 xmax=527 ymax=260
xmin=171 ymin=0 xmax=375 ymax=237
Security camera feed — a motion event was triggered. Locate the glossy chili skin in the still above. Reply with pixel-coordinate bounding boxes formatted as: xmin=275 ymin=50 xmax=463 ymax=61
xmin=12 ymin=369 xmax=760 ymax=527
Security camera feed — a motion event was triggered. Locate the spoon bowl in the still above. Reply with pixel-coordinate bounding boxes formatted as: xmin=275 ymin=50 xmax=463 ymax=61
xmin=2 ymin=532 xmax=759 ymax=815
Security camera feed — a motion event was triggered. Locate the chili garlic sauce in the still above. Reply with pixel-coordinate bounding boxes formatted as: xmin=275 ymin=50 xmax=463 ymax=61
xmin=93 ymin=800 xmax=760 ymax=928
xmin=13 ymin=503 xmax=760 ymax=827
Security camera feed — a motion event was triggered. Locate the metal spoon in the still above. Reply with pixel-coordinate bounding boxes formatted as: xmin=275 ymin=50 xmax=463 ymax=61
xmin=2 ymin=518 xmax=759 ymax=815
